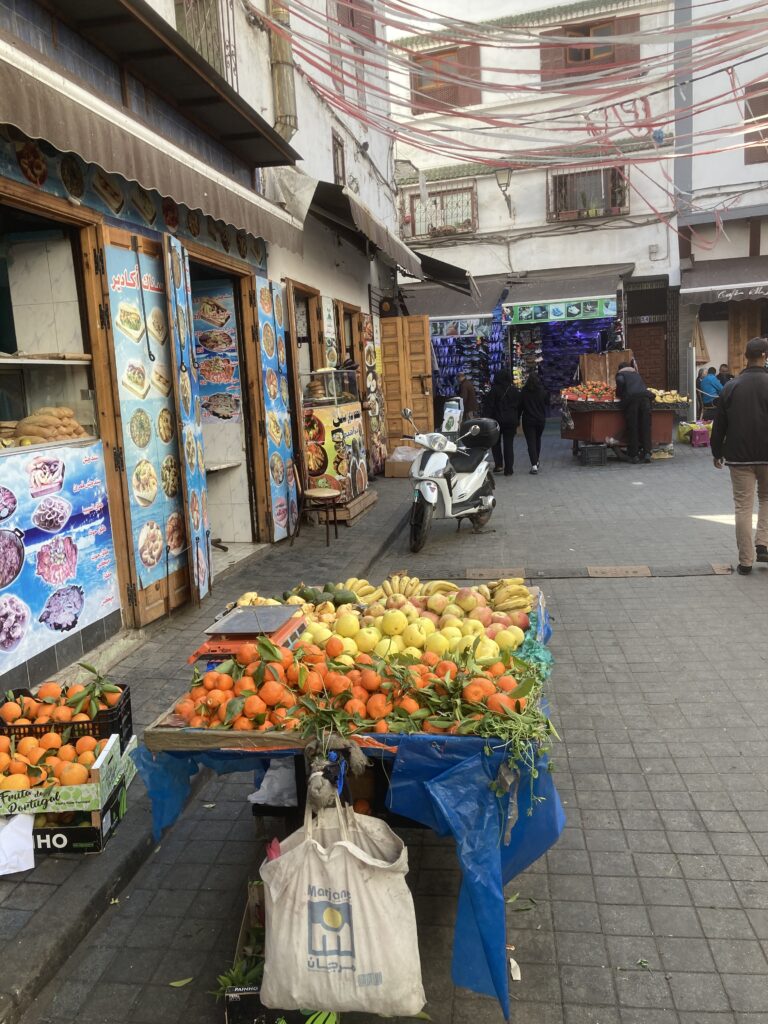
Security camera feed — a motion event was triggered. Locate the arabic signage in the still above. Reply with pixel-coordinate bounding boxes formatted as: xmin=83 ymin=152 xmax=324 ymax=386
xmin=321 ymin=296 xmax=338 ymax=367
xmin=0 ymin=128 xmax=267 ymax=271
xmin=256 ymin=277 xmax=298 ymax=541
xmin=105 ymin=243 xmax=187 ymax=590
xmin=0 ymin=440 xmax=120 ymax=675
xmin=502 ymin=296 xmax=617 ymax=326
xmin=303 ymin=402 xmax=367 ymax=502
xmin=166 ymin=237 xmax=211 ymax=601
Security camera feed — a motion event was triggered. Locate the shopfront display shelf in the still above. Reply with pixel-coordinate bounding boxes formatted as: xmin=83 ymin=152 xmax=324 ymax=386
xmin=0 ymin=355 xmax=92 ymax=365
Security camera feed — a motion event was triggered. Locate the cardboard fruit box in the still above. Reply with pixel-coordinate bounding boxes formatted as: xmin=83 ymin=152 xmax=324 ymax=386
xmin=33 ymin=773 xmax=133 ymax=854
xmin=0 ymin=733 xmax=137 ymax=816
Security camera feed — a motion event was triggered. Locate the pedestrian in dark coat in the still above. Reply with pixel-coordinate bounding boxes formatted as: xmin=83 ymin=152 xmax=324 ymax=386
xmin=457 ymin=372 xmax=478 ymax=421
xmin=521 ymin=371 xmax=548 ymax=474
xmin=484 ymin=369 xmax=519 ymax=475
xmin=615 ymin=361 xmax=652 ymax=462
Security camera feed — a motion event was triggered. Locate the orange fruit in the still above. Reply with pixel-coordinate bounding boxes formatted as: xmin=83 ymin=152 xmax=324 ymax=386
xmin=51 ymin=705 xmax=73 ymax=723
xmin=0 ymin=752 xmax=10 ymax=772
xmin=37 ymin=682 xmax=62 ymax=701
xmin=373 ymin=719 xmax=389 ymax=733
xmin=0 ymin=701 xmax=21 ymax=724
xmin=203 ymin=671 xmax=220 ymax=691
xmin=360 ymin=669 xmax=382 ymax=693
xmin=205 ymin=688 xmax=228 ymax=709
xmin=420 ymin=651 xmax=440 ymax=667
xmin=78 ymin=750 xmax=96 ymax=768
xmin=58 ymin=744 xmax=77 ymax=763
xmin=242 ymin=661 xmax=261 ymax=678
xmin=356 ymin=653 xmax=373 ymax=666
xmin=486 ymin=692 xmax=517 ymax=715
xmin=103 ymin=689 xmax=122 ymax=707
xmin=366 ymin=694 xmax=393 ymax=720
xmin=0 ymin=773 xmax=30 ymax=791
xmin=27 ymin=748 xmax=49 ymax=765
xmin=435 ymin=660 xmax=458 ymax=680
xmin=75 ymin=735 xmax=97 ymax=756
xmin=327 ymin=675 xmax=351 ymax=698
xmin=66 ymin=683 xmax=85 ymax=698
xmin=298 ymin=670 xmax=323 ymax=695
xmin=60 ymin=763 xmax=89 ymax=786
xmin=344 ymin=698 xmax=368 ymax=717
xmin=175 ymin=698 xmax=195 ymax=720
xmin=325 ymin=636 xmax=344 ymax=659
xmin=236 ymin=642 xmax=259 ymax=666
xmin=243 ymin=694 xmax=267 ymax=719
xmin=353 ymin=798 xmax=372 ymax=815
xmin=39 ymin=732 xmax=62 ymax=750
xmin=14 ymin=718 xmax=32 ymax=725
xmin=231 ymin=716 xmax=254 ymax=731
xmin=217 ymin=674 xmax=234 ymax=692
xmin=188 ymin=714 xmax=207 ymax=728
xmin=8 ymin=756 xmax=30 ymax=774
xmin=397 ymin=696 xmax=420 ymax=716
xmin=269 ymin=707 xmax=289 ymax=726
xmin=234 ymin=678 xmax=254 ymax=697
xmin=94 ymin=739 xmax=107 ymax=755
xmin=20 ymin=695 xmax=40 ymax=719
xmin=72 ymin=712 xmax=90 ymax=722
xmin=487 ymin=662 xmax=506 ymax=678
xmin=263 ymin=662 xmax=286 ymax=683
xmin=189 ymin=685 xmax=207 ymax=702
xmin=259 ymin=680 xmax=288 ymax=707
xmin=16 ymin=736 xmax=39 ymax=758
xmin=0 ymin=736 xmax=9 ymax=754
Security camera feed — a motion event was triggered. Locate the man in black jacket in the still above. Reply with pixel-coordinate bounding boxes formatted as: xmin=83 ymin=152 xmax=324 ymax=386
xmin=711 ymin=337 xmax=768 ymax=574
xmin=615 ymin=361 xmax=652 ymax=463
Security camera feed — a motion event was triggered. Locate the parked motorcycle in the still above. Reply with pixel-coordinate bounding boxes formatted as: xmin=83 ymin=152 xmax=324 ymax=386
xmin=401 ymin=408 xmax=499 ymax=552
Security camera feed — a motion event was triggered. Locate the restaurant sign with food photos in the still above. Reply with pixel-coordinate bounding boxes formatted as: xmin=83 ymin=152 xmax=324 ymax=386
xmin=0 ymin=440 xmax=120 ymax=674
xmin=0 ymin=127 xmax=268 ymax=271
xmin=193 ymin=281 xmax=242 ymax=424
xmin=166 ymin=237 xmax=211 ymax=601
xmin=105 ymin=243 xmax=188 ymax=589
xmin=256 ymin=277 xmax=298 ymax=542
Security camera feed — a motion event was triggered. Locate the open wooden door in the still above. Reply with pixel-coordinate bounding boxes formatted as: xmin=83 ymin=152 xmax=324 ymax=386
xmin=728 ymin=301 xmax=762 ymax=374
xmin=380 ymin=315 xmax=434 ymax=440
xmin=99 ymin=227 xmax=190 ymax=625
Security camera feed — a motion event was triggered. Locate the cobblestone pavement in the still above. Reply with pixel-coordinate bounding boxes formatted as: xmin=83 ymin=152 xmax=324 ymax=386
xmin=13 ymin=434 xmax=768 ymax=1024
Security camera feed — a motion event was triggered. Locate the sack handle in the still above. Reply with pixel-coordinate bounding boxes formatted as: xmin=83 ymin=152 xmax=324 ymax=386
xmin=305 ymin=793 xmax=351 ymax=844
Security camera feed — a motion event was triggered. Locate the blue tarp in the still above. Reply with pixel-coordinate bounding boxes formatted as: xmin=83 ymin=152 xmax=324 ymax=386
xmin=132 ymin=596 xmax=563 ymax=1017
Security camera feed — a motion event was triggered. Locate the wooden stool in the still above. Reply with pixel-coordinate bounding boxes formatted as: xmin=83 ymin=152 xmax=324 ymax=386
xmin=295 ymin=488 xmax=340 ymax=547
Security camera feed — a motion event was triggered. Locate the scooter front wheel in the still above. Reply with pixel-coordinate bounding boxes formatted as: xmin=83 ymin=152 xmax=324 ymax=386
xmin=410 ymin=494 xmax=433 ymax=552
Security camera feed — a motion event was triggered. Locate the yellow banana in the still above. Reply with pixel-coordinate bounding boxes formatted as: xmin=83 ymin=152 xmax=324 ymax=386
xmin=389 ymin=574 xmax=402 ymax=594
xmin=382 ymin=580 xmax=393 ymax=597
xmin=477 ymin=584 xmax=491 ymax=601
xmin=344 ymin=577 xmax=359 ymax=590
xmin=491 ymin=577 xmax=525 ymax=590
xmin=405 ymin=577 xmax=421 ymax=597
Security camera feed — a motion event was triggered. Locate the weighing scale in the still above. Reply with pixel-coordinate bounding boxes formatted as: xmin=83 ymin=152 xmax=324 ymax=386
xmin=187 ymin=605 xmax=307 ymax=664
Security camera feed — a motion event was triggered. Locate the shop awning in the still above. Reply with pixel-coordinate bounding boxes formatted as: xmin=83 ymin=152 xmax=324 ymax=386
xmin=681 ymin=257 xmax=768 ymax=304
xmin=415 ymin=251 xmax=479 ymax=299
xmin=400 ymin=273 xmax=510 ymax=317
xmin=41 ymin=0 xmax=298 ymax=169
xmin=0 ymin=34 xmax=304 ymax=253
xmin=503 ymin=264 xmax=634 ymax=305
xmin=311 ymin=182 xmax=423 ymax=279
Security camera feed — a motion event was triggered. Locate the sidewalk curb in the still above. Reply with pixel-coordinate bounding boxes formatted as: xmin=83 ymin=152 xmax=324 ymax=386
xmin=360 ymin=489 xmax=411 ymax=579
xmin=0 ymin=772 xmax=210 ymax=1024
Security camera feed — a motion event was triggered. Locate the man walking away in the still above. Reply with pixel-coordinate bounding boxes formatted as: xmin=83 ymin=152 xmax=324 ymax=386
xmin=717 ymin=363 xmax=734 ymax=387
xmin=457 ymin=371 xmax=478 ymax=422
xmin=699 ymin=366 xmax=724 ymax=419
xmin=484 ymin=369 xmax=519 ymax=475
xmin=521 ymin=371 xmax=548 ymax=474
xmin=615 ymin=361 xmax=652 ymax=463
xmin=711 ymin=337 xmax=768 ymax=575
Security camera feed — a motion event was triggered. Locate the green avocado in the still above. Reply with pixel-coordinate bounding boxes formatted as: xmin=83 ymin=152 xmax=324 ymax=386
xmin=332 ymin=589 xmax=358 ymax=606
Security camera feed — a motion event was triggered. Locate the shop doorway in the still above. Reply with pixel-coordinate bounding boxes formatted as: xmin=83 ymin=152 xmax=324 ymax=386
xmin=186 ymin=258 xmax=266 ymax=576
xmin=512 ymin=317 xmax=618 ymax=401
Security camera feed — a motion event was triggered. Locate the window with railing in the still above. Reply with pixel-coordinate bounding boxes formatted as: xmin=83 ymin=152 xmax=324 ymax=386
xmin=175 ymin=0 xmax=238 ymax=90
xmin=547 ymin=166 xmax=629 ymax=222
xmin=540 ymin=16 xmax=639 ymax=84
xmin=410 ymin=46 xmax=481 ymax=115
xmin=745 ymin=80 xmax=768 ymax=164
xmin=403 ymin=184 xmax=477 ymax=238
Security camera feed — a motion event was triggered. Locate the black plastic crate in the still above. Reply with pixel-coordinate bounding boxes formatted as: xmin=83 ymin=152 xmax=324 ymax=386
xmin=579 ymin=444 xmax=608 ymax=467
xmin=0 ymin=685 xmax=133 ymax=753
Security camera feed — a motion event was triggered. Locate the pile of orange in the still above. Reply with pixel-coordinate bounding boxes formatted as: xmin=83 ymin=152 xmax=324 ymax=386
xmin=170 ymin=639 xmax=530 ymax=738
xmin=0 ymin=733 xmax=106 ymax=791
xmin=0 ymin=680 xmax=121 ymax=728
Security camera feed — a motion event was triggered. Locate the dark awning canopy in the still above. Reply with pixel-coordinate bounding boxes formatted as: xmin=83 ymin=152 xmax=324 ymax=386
xmin=681 ymin=257 xmax=768 ymax=305
xmin=311 ymin=182 xmax=422 ymax=279
xmin=414 ymin=251 xmax=478 ymax=299
xmin=42 ymin=0 xmax=298 ymax=168
xmin=401 ymin=273 xmax=509 ymax=317
xmin=0 ymin=31 xmax=303 ymax=251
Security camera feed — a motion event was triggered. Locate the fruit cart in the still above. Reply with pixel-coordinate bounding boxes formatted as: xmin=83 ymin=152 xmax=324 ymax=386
xmin=560 ymin=386 xmax=689 ymax=457
xmin=135 ymin=575 xmax=564 ymax=1019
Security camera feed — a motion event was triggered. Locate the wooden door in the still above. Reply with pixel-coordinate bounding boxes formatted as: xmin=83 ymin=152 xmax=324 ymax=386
xmin=380 ymin=316 xmax=433 ymax=441
xmin=728 ymin=301 xmax=762 ymax=374
xmin=99 ymin=227 xmax=190 ymax=625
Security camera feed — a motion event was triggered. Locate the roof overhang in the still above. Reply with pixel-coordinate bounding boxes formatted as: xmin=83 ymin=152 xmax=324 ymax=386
xmin=310 ymin=182 xmax=423 ymax=279
xmin=40 ymin=0 xmax=299 ymax=168
xmin=414 ymin=251 xmax=479 ymax=300
xmin=0 ymin=33 xmax=303 ymax=252
xmin=681 ymin=257 xmax=768 ymax=304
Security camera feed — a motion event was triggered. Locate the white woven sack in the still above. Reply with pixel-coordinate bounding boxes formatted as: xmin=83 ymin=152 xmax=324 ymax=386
xmin=259 ymin=799 xmax=425 ymax=1015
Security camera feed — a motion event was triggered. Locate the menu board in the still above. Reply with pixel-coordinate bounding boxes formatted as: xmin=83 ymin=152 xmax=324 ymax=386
xmin=321 ymin=296 xmax=338 ymax=367
xmin=105 ymin=243 xmax=187 ymax=589
xmin=361 ymin=313 xmax=386 ymax=475
xmin=193 ymin=281 xmax=242 ymax=424
xmin=0 ymin=441 xmax=120 ymax=675
xmin=303 ymin=402 xmax=368 ymax=502
xmin=166 ymin=237 xmax=211 ymax=601
xmin=256 ymin=276 xmax=298 ymax=541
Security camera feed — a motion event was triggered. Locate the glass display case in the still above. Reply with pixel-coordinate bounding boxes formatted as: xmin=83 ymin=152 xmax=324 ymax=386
xmin=301 ymin=368 xmax=360 ymax=408
xmin=0 ymin=360 xmax=98 ymax=452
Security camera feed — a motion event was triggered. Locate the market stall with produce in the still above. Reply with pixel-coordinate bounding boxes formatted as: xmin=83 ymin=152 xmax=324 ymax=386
xmin=134 ymin=573 xmax=564 ymax=1017
xmin=561 ymin=382 xmax=689 ymax=458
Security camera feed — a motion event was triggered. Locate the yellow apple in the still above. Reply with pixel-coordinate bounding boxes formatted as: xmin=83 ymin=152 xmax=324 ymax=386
xmin=417 ymin=617 xmax=436 ymax=635
xmin=341 ymin=637 xmax=359 ymax=655
xmin=402 ymin=646 xmax=423 ymax=659
xmin=335 ymin=614 xmax=360 ymax=638
xmin=311 ymin=626 xmax=333 ymax=646
xmin=402 ymin=623 xmax=427 ymax=649
xmin=475 ymin=638 xmax=500 ymax=661
xmin=336 ymin=653 xmax=356 ymax=667
xmin=461 ymin=619 xmax=485 ymax=637
xmin=356 ymin=627 xmax=381 ymax=653
xmin=425 ymin=632 xmax=450 ymax=656
xmin=495 ymin=626 xmax=525 ymax=651
xmin=381 ymin=610 xmax=408 ymax=636
xmin=440 ymin=626 xmax=463 ymax=643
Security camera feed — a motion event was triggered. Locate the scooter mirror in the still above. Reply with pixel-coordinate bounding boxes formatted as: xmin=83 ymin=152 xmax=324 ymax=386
xmin=401 ymin=407 xmax=413 ymax=420
xmin=468 ymin=424 xmax=480 ymax=435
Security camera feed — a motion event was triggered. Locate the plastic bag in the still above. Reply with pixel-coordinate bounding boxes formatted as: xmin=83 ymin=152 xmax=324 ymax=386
xmin=561 ymin=403 xmax=574 ymax=431
xmin=388 ymin=445 xmax=420 ymax=463
xmin=259 ymin=798 xmax=425 ymax=1015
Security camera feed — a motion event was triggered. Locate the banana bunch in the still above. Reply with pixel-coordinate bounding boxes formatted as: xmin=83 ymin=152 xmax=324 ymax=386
xmin=382 ymin=573 xmax=423 ymax=598
xmin=235 ymin=591 xmax=283 ymax=608
xmin=423 ymin=579 xmax=459 ymax=596
xmin=489 ymin=577 xmax=532 ymax=612
xmin=342 ymin=577 xmax=383 ymax=602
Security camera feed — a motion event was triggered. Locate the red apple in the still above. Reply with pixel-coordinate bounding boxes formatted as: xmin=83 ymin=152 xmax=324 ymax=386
xmin=508 ymin=611 xmax=530 ymax=631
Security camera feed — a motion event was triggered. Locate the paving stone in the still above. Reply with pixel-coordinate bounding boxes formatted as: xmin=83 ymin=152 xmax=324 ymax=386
xmin=721 ymin=973 xmax=768 ymax=1012
xmin=668 ymin=972 xmax=730 ymax=1012
xmin=560 ymin=964 xmax=616 ymax=1005
xmin=657 ymin=936 xmax=715 ymax=972
xmin=708 ymin=938 xmax=768 ymax=974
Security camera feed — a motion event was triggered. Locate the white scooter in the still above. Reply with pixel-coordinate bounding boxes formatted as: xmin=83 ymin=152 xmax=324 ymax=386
xmin=401 ymin=408 xmax=499 ymax=552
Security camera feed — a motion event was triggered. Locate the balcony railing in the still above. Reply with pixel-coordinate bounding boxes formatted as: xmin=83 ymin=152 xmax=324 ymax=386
xmin=175 ymin=0 xmax=238 ymax=90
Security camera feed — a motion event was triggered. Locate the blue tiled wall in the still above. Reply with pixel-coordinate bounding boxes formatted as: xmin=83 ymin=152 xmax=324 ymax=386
xmin=1 ymin=0 xmax=251 ymax=187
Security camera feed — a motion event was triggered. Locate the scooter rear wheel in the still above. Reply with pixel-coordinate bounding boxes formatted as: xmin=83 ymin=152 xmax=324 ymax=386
xmin=471 ymin=507 xmax=493 ymax=529
xmin=410 ymin=494 xmax=433 ymax=552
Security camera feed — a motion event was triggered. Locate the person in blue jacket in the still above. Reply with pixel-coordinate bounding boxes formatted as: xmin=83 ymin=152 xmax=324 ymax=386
xmin=699 ymin=366 xmax=724 ymax=418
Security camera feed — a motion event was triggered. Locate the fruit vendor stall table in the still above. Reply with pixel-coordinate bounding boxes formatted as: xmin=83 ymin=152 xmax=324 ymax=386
xmin=561 ymin=397 xmax=689 ymax=453
xmin=133 ymin=595 xmax=563 ymax=1018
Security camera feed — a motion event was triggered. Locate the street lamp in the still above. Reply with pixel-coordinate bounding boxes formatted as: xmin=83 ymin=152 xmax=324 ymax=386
xmin=494 ymin=167 xmax=513 ymax=217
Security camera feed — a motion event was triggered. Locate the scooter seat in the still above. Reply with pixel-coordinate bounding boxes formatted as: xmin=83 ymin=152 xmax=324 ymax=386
xmin=449 ymin=447 xmax=490 ymax=474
